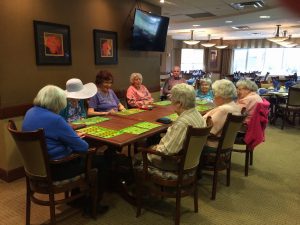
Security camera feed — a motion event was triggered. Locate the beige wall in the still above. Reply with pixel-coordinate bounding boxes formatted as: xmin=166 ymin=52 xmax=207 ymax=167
xmin=0 ymin=0 xmax=162 ymax=174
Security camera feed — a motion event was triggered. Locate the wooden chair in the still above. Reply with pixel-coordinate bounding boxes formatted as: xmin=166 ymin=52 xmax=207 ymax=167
xmin=135 ymin=118 xmax=213 ymax=225
xmin=200 ymin=113 xmax=246 ymax=200
xmin=7 ymin=120 xmax=98 ymax=225
xmin=276 ymin=86 xmax=300 ymax=129
xmin=233 ymin=100 xmax=270 ymax=176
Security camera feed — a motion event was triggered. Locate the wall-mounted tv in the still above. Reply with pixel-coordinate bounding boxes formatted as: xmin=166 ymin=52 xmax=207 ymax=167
xmin=130 ymin=9 xmax=170 ymax=52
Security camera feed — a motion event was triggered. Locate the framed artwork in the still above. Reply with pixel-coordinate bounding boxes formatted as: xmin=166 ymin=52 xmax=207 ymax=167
xmin=33 ymin=20 xmax=72 ymax=65
xmin=93 ymin=29 xmax=118 ymax=65
xmin=209 ymin=49 xmax=220 ymax=72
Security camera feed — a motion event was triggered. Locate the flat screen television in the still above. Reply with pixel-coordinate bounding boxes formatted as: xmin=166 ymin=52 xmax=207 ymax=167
xmin=130 ymin=9 xmax=170 ymax=52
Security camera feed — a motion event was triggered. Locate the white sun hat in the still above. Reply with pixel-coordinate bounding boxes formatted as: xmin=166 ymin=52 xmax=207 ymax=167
xmin=65 ymin=78 xmax=97 ymax=99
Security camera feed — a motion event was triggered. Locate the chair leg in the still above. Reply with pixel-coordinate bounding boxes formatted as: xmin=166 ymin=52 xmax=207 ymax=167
xmin=211 ymin=170 xmax=218 ymax=200
xmin=245 ymin=150 xmax=249 ymax=176
xmin=49 ymin=193 xmax=56 ymax=225
xmin=281 ymin=110 xmax=286 ymax=130
xmin=175 ymin=189 xmax=181 ymax=225
xmin=194 ymin=181 xmax=198 ymax=213
xmin=25 ymin=181 xmax=31 ymax=225
xmin=226 ymin=163 xmax=231 ymax=186
xmin=135 ymin=175 xmax=142 ymax=217
xmin=249 ymin=151 xmax=253 ymax=166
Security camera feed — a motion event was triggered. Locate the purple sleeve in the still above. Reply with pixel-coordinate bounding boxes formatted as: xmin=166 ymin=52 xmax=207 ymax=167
xmin=88 ymin=94 xmax=98 ymax=109
xmin=111 ymin=90 xmax=120 ymax=104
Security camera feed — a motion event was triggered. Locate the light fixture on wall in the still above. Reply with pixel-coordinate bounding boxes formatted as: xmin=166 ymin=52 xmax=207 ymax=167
xmin=267 ymin=25 xmax=288 ymax=43
xmin=215 ymin=38 xmax=228 ymax=49
xmin=201 ymin=34 xmax=216 ymax=47
xmin=183 ymin=30 xmax=200 ymax=45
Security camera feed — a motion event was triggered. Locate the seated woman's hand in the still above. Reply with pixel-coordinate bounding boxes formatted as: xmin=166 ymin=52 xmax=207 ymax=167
xmin=76 ymin=131 xmax=86 ymax=139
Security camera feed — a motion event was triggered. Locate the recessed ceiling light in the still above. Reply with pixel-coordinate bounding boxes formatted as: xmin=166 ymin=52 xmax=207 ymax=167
xmin=260 ymin=15 xmax=270 ymax=19
xmin=232 ymin=26 xmax=239 ymax=30
xmin=225 ymin=20 xmax=233 ymax=23
xmin=193 ymin=24 xmax=201 ymax=27
xmin=160 ymin=0 xmax=165 ymax=3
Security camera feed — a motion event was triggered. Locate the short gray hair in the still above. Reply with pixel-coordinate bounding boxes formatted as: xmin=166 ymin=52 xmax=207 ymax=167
xmin=171 ymin=83 xmax=195 ymax=109
xmin=212 ymin=79 xmax=237 ymax=99
xmin=236 ymin=79 xmax=258 ymax=92
xmin=130 ymin=73 xmax=143 ymax=84
xmin=33 ymin=85 xmax=67 ymax=114
xmin=200 ymin=78 xmax=212 ymax=86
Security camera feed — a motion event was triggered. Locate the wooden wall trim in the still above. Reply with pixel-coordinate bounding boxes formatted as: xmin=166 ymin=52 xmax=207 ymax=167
xmin=0 ymin=104 xmax=32 ymax=119
xmin=0 ymin=86 xmax=161 ymax=119
xmin=0 ymin=167 xmax=25 ymax=182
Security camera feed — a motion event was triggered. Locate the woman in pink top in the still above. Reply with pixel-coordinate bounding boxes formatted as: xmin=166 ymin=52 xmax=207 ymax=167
xmin=236 ymin=79 xmax=262 ymax=123
xmin=203 ymin=79 xmax=241 ymax=148
xmin=126 ymin=73 xmax=153 ymax=108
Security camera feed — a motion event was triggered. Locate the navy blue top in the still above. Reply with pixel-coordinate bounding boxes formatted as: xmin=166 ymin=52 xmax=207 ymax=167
xmin=88 ymin=89 xmax=120 ymax=112
xmin=22 ymin=106 xmax=88 ymax=160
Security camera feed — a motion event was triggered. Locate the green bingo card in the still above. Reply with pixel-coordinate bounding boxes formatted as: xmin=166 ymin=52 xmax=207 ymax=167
xmin=196 ymin=105 xmax=212 ymax=112
xmin=72 ymin=116 xmax=109 ymax=125
xmin=196 ymin=99 xmax=208 ymax=105
xmin=165 ymin=113 xmax=178 ymax=121
xmin=77 ymin=126 xmax=123 ymax=138
xmin=153 ymin=100 xmax=171 ymax=106
xmin=116 ymin=108 xmax=145 ymax=116
xmin=121 ymin=122 xmax=161 ymax=135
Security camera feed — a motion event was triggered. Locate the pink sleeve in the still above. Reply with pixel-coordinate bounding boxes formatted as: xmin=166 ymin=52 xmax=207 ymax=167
xmin=204 ymin=107 xmax=227 ymax=136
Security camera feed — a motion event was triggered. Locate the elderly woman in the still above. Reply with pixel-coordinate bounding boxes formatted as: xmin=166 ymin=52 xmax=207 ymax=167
xmin=88 ymin=70 xmax=125 ymax=116
xmin=23 ymin=85 xmax=109 ymax=214
xmin=22 ymin=85 xmax=89 ymax=180
xmin=126 ymin=72 xmax=153 ymax=108
xmin=236 ymin=79 xmax=262 ymax=123
xmin=196 ymin=78 xmax=214 ymax=102
xmin=60 ymin=78 xmax=97 ymax=122
xmin=146 ymin=83 xmax=206 ymax=170
xmin=203 ymin=79 xmax=241 ymax=148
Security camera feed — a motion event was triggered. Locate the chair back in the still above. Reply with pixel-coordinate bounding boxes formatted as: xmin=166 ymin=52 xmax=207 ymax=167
xmin=287 ymin=86 xmax=300 ymax=107
xmin=219 ymin=113 xmax=246 ymax=151
xmin=7 ymin=120 xmax=50 ymax=179
xmin=182 ymin=117 xmax=213 ymax=170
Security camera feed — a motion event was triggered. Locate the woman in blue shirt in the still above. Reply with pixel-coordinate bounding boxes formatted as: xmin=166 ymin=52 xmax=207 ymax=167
xmin=22 ymin=85 xmax=89 ymax=181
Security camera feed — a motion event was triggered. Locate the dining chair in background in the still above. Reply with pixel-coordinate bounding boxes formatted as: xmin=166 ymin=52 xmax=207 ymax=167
xmin=134 ymin=118 xmax=213 ymax=225
xmin=7 ymin=120 xmax=98 ymax=225
xmin=233 ymin=99 xmax=270 ymax=176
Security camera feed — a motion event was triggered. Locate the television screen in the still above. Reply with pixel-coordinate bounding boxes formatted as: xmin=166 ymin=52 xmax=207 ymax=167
xmin=130 ymin=9 xmax=170 ymax=52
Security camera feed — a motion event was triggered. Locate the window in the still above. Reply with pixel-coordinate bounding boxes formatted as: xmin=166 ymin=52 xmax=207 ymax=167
xmin=233 ymin=48 xmax=300 ymax=74
xmin=181 ymin=49 xmax=204 ymax=72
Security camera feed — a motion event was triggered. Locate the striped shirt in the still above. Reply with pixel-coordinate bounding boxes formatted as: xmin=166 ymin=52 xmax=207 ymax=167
xmin=152 ymin=108 xmax=206 ymax=156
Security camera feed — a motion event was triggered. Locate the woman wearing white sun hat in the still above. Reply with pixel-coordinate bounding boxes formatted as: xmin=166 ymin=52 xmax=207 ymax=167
xmin=60 ymin=78 xmax=97 ymax=122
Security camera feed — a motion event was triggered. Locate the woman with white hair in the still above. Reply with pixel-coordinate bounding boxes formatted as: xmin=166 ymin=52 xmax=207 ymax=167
xmin=196 ymin=78 xmax=214 ymax=102
xmin=147 ymin=83 xmax=206 ymax=170
xmin=203 ymin=79 xmax=241 ymax=148
xmin=126 ymin=72 xmax=153 ymax=108
xmin=236 ymin=79 xmax=262 ymax=123
xmin=22 ymin=85 xmax=89 ymax=179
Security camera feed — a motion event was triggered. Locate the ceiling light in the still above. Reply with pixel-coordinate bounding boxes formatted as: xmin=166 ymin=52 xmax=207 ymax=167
xmin=183 ymin=30 xmax=200 ymax=45
xmin=201 ymin=34 xmax=216 ymax=47
xmin=193 ymin=24 xmax=201 ymax=27
xmin=160 ymin=0 xmax=165 ymax=3
xmin=215 ymin=38 xmax=228 ymax=49
xmin=225 ymin=20 xmax=233 ymax=23
xmin=232 ymin=26 xmax=239 ymax=30
xmin=267 ymin=25 xmax=288 ymax=42
xmin=260 ymin=15 xmax=270 ymax=19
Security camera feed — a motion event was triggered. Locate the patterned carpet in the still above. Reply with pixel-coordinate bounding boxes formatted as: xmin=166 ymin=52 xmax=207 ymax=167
xmin=1 ymin=125 xmax=300 ymax=225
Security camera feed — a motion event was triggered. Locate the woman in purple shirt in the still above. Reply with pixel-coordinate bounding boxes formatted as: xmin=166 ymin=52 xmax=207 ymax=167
xmin=88 ymin=70 xmax=125 ymax=116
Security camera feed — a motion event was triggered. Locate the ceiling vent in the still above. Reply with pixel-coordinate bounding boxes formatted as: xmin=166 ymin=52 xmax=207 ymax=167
xmin=230 ymin=1 xmax=265 ymax=10
xmin=186 ymin=12 xmax=215 ymax=19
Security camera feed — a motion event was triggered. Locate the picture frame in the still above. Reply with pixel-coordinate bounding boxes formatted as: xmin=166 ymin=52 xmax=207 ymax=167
xmin=93 ymin=29 xmax=118 ymax=65
xmin=208 ymin=49 xmax=220 ymax=72
xmin=33 ymin=20 xmax=72 ymax=65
